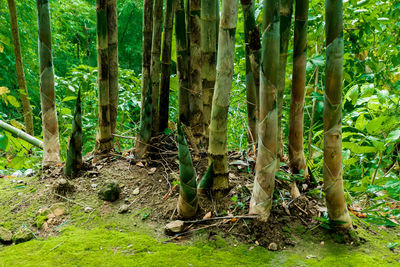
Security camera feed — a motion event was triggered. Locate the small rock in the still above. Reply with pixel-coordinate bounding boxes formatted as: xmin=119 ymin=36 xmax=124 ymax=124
xmin=53 ymin=208 xmax=65 ymax=217
xmin=91 ymin=184 xmax=98 ymax=189
xmin=118 ymin=204 xmax=130 ymax=214
xmin=17 ymin=180 xmax=24 ymax=184
xmin=268 ymin=242 xmax=278 ymax=251
xmin=54 ymin=178 xmax=74 ymax=196
xmin=84 ymin=207 xmax=93 ymax=213
xmin=132 ymin=188 xmax=140 ymax=195
xmin=255 ymin=240 xmax=260 ymax=246
xmin=12 ymin=170 xmax=23 ymax=177
xmin=91 ymin=178 xmax=98 ymax=182
xmin=0 ymin=227 xmax=13 ymax=244
xmin=165 ymin=220 xmax=185 ymax=235
xmin=320 ymin=241 xmax=325 ymax=245
xmin=24 ymin=169 xmax=35 ymax=177
xmin=98 ymin=180 xmax=121 ymax=202
xmin=13 ymin=227 xmax=34 ymax=244
xmin=306 ymin=255 xmax=316 ymax=259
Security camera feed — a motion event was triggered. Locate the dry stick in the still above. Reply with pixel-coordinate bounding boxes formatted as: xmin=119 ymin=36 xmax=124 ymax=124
xmin=50 ymin=241 xmax=65 ymax=251
xmin=184 ymin=215 xmax=260 ymax=224
xmin=113 ymin=133 xmax=136 ymax=140
xmin=53 ymin=192 xmax=90 ymax=208
xmin=163 ymin=222 xmax=221 ymax=243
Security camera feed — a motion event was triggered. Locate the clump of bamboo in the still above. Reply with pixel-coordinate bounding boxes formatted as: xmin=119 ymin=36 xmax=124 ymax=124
xmin=177 ymin=125 xmax=198 ymax=218
xmin=64 ymin=89 xmax=82 ymax=178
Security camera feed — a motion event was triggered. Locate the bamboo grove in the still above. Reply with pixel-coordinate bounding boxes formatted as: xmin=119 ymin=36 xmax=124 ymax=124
xmin=1 ymin=0 xmax=354 ymax=231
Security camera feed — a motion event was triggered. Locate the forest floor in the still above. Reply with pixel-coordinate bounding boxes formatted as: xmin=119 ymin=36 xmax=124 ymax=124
xmin=0 ymin=143 xmax=399 ymax=266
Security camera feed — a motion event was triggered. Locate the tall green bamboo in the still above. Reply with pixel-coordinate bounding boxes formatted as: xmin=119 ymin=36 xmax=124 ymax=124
xmin=175 ymin=0 xmax=190 ymax=125
xmin=95 ymin=0 xmax=112 ymax=153
xmin=136 ymin=0 xmax=153 ymax=158
xmin=277 ymin=0 xmax=293 ymax=160
xmin=150 ymin=0 xmax=164 ymax=135
xmin=201 ymin=0 xmax=218 ymax=144
xmin=108 ymin=0 xmax=119 ymax=136
xmin=7 ymin=0 xmax=34 ymax=136
xmin=241 ymin=0 xmax=261 ymax=145
xmin=208 ymin=0 xmax=238 ymax=191
xmin=188 ymin=0 xmax=203 ymax=146
xmin=37 ymin=0 xmax=61 ymax=165
xmin=159 ymin=0 xmax=176 ymax=132
xmin=177 ymin=125 xmax=198 ymax=218
xmin=324 ymin=0 xmax=352 ymax=228
xmin=64 ymin=89 xmax=82 ymax=178
xmin=288 ymin=0 xmax=308 ymax=174
xmin=249 ymin=0 xmax=280 ymax=220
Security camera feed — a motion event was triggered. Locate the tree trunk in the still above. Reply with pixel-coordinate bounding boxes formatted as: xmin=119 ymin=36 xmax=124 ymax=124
xmin=7 ymin=0 xmax=34 ymax=136
xmin=201 ymin=0 xmax=218 ymax=145
xmin=36 ymin=0 xmax=61 ymax=165
xmin=241 ymin=0 xmax=261 ymax=145
xmin=249 ymin=0 xmax=280 ymax=221
xmin=136 ymin=0 xmax=153 ymax=158
xmin=288 ymin=0 xmax=308 ymax=174
xmin=108 ymin=0 xmax=119 ymax=136
xmin=175 ymin=0 xmax=190 ymax=125
xmin=159 ymin=0 xmax=176 ymax=132
xmin=95 ymin=0 xmax=113 ymax=153
xmin=150 ymin=0 xmax=164 ymax=135
xmin=188 ymin=0 xmax=203 ymax=146
xmin=208 ymin=0 xmax=238 ymax=191
xmin=324 ymin=0 xmax=352 ymax=228
xmin=277 ymin=0 xmax=293 ymax=160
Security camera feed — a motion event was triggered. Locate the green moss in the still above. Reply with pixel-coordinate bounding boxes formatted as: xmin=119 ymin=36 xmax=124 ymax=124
xmin=34 ymin=215 xmax=47 ymax=229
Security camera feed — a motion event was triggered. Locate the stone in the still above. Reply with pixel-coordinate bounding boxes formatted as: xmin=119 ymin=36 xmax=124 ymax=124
xmin=11 ymin=170 xmax=23 ymax=177
xmin=53 ymin=178 xmax=74 ymax=196
xmin=98 ymin=180 xmax=121 ymax=202
xmin=0 ymin=227 xmax=12 ymax=244
xmin=91 ymin=183 xmax=98 ymax=189
xmin=84 ymin=207 xmax=93 ymax=213
xmin=24 ymin=169 xmax=35 ymax=177
xmin=132 ymin=188 xmax=140 ymax=195
xmin=13 ymin=227 xmax=34 ymax=244
xmin=53 ymin=208 xmax=65 ymax=217
xmin=268 ymin=242 xmax=278 ymax=251
xmin=118 ymin=204 xmax=130 ymax=214
xmin=165 ymin=220 xmax=185 ymax=235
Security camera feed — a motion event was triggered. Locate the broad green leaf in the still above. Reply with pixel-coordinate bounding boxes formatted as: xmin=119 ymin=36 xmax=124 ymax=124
xmin=344 ymin=84 xmax=359 ymax=105
xmin=386 ymin=129 xmax=400 ymax=143
xmin=366 ymin=116 xmax=387 ymax=135
xmin=355 ymin=114 xmax=367 ymax=131
xmin=6 ymin=95 xmax=20 ymax=108
xmin=0 ymin=134 xmax=8 ymax=151
xmin=360 ymin=84 xmax=375 ymax=98
xmin=62 ymin=96 xmax=77 ymax=102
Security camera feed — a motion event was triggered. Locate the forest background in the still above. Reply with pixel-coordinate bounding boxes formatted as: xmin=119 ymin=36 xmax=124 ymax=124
xmin=0 ymin=0 xmax=399 ymax=227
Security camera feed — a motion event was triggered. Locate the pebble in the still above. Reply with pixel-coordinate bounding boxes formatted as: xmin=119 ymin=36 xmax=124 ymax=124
xmin=24 ymin=169 xmax=35 ymax=177
xmin=133 ymin=188 xmax=140 ymax=195
xmin=91 ymin=184 xmax=98 ymax=189
xmin=118 ymin=204 xmax=130 ymax=214
xmin=165 ymin=220 xmax=185 ymax=234
xmin=268 ymin=242 xmax=278 ymax=251
xmin=84 ymin=207 xmax=93 ymax=213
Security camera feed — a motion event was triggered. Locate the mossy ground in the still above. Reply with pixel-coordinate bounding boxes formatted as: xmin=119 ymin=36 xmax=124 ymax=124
xmin=0 ymin=170 xmax=399 ymax=266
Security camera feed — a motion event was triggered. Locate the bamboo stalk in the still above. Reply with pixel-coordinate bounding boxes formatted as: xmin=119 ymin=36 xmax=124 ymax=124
xmin=0 ymin=120 xmax=43 ymax=149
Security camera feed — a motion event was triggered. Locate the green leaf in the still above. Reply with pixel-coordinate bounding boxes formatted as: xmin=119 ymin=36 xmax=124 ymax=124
xmin=366 ymin=116 xmax=387 ymax=135
xmin=62 ymin=96 xmax=77 ymax=102
xmin=355 ymin=114 xmax=367 ymax=131
xmin=6 ymin=95 xmax=20 ymax=108
xmin=0 ymin=134 xmax=8 ymax=151
xmin=386 ymin=129 xmax=400 ymax=143
xmin=344 ymin=85 xmax=359 ymax=105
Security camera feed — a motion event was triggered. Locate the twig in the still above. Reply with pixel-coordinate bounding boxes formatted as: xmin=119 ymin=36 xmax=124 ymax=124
xmin=184 ymin=215 xmax=260 ymax=224
xmin=113 ymin=134 xmax=136 ymax=140
xmin=22 ymin=223 xmax=38 ymax=240
xmin=162 ymin=222 xmax=221 ymax=243
xmin=50 ymin=241 xmax=65 ymax=251
xmin=53 ymin=192 xmax=89 ymax=208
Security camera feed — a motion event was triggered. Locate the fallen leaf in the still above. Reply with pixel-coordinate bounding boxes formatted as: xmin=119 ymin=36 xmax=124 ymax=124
xmin=147 ymin=168 xmax=156 ymax=175
xmin=203 ymin=211 xmax=212 ymax=219
xmin=136 ymin=161 xmax=145 ymax=167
